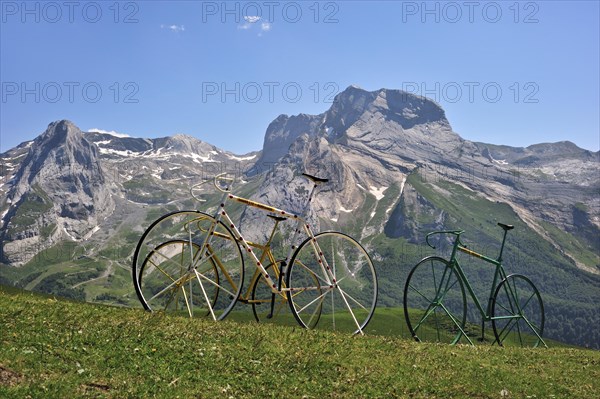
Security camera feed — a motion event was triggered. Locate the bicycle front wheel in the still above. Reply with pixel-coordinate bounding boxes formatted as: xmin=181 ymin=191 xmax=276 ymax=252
xmin=492 ymin=274 xmax=545 ymax=347
xmin=403 ymin=257 xmax=467 ymax=344
xmin=287 ymin=232 xmax=378 ymax=334
xmin=133 ymin=210 xmax=244 ymax=320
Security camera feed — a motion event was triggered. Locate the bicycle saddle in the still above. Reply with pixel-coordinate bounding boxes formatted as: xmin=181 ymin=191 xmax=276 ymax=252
xmin=302 ymin=173 xmax=329 ymax=184
xmin=267 ymin=214 xmax=287 ymax=222
xmin=498 ymin=223 xmax=514 ymax=231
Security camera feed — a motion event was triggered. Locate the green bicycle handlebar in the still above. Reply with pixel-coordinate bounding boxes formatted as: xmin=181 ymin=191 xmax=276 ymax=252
xmin=425 ymin=230 xmax=464 ymax=249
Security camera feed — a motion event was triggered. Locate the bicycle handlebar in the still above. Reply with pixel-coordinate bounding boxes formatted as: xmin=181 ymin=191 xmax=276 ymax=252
xmin=425 ymin=230 xmax=463 ymax=249
xmin=190 ymin=173 xmax=235 ymax=202
xmin=190 ymin=180 xmax=209 ymax=203
xmin=212 ymin=173 xmax=234 ymax=193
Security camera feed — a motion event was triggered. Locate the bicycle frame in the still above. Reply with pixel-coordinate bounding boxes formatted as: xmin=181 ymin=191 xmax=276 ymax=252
xmin=406 ymin=225 xmax=545 ymax=347
xmin=427 ymin=229 xmax=511 ymax=343
xmin=133 ymin=173 xmax=378 ymax=335
xmin=237 ymin=219 xmax=284 ymax=304
xmin=191 ymin=175 xmax=336 ymax=320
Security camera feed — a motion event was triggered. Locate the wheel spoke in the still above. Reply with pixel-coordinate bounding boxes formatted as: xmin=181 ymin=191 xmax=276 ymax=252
xmin=407 ymin=283 xmax=435 ymax=304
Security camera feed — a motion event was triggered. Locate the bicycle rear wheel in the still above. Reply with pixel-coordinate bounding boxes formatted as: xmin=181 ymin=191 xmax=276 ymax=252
xmin=138 ymin=240 xmax=218 ymax=316
xmin=287 ymin=232 xmax=378 ymax=334
xmin=250 ymin=262 xmax=292 ymax=324
xmin=403 ymin=257 xmax=467 ymax=344
xmin=133 ymin=210 xmax=244 ymax=320
xmin=492 ymin=274 xmax=545 ymax=347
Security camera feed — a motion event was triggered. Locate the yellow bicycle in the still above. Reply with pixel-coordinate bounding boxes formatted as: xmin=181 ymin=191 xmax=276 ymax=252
xmin=132 ymin=173 xmax=378 ymax=334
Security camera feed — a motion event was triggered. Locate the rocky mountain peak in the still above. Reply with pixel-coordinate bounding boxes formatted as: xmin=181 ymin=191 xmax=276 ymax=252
xmin=151 ymin=134 xmax=215 ymax=155
xmin=323 ymin=87 xmax=450 ymax=138
xmin=1 ymin=120 xmax=114 ymax=265
xmin=383 ymin=89 xmax=449 ymax=129
xmin=40 ymin=119 xmax=80 ymax=142
xmin=253 ymin=86 xmax=455 ymax=172
xmin=252 ymin=112 xmax=323 ymax=173
xmin=11 ymin=120 xmax=100 ymax=190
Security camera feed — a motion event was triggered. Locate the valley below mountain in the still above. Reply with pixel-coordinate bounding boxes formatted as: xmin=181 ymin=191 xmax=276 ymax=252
xmin=1 ymin=86 xmax=598 ymax=348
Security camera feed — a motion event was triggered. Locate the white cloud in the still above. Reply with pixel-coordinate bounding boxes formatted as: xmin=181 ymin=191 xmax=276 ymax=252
xmin=239 ymin=16 xmax=272 ymax=36
xmin=160 ymin=24 xmax=185 ymax=33
xmin=238 ymin=16 xmax=261 ymax=30
xmin=244 ymin=15 xmax=261 ymax=23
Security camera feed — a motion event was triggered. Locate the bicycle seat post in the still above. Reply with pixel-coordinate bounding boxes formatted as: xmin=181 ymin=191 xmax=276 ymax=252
xmin=497 ymin=223 xmax=514 ymax=262
xmin=299 ymin=173 xmax=329 ymax=219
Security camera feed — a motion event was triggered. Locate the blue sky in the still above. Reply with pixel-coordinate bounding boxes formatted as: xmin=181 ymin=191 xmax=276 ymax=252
xmin=1 ymin=0 xmax=598 ymax=154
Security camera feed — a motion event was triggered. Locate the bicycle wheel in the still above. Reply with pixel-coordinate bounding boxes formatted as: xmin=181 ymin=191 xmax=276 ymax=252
xmin=138 ymin=240 xmax=218 ymax=316
xmin=403 ymin=257 xmax=467 ymax=344
xmin=250 ymin=262 xmax=291 ymax=324
xmin=251 ymin=261 xmax=322 ymax=327
xmin=287 ymin=232 xmax=378 ymax=334
xmin=133 ymin=210 xmax=244 ymax=320
xmin=492 ymin=274 xmax=545 ymax=347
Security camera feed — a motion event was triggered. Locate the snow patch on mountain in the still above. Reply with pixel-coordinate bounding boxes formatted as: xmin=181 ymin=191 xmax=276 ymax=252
xmin=88 ymin=128 xmax=131 ymax=138
xmin=369 ymin=186 xmax=387 ymax=200
xmin=228 ymin=154 xmax=257 ymax=161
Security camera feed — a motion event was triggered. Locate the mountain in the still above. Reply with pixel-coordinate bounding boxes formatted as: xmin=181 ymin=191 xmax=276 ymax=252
xmin=1 ymin=120 xmax=114 ymax=264
xmin=250 ymin=88 xmax=598 ymax=273
xmin=0 ymin=122 xmax=257 ymax=267
xmin=0 ymin=86 xmax=598 ymax=348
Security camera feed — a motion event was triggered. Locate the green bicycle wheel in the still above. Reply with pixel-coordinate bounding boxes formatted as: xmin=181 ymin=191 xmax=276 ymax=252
xmin=404 ymin=256 xmax=468 ymax=344
xmin=492 ymin=274 xmax=545 ymax=347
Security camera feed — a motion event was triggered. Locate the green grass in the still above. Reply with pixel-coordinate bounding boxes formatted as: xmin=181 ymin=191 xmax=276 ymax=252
xmin=1 ymin=286 xmax=598 ymax=398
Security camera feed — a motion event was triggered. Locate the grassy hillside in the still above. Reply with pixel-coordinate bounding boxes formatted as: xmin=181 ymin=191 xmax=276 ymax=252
xmin=1 ymin=286 xmax=598 ymax=398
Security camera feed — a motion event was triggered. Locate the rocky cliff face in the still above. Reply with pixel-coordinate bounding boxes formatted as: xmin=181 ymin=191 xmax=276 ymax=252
xmin=251 ymin=87 xmax=457 ymax=218
xmin=1 ymin=121 xmax=115 ymax=264
xmin=246 ymin=86 xmax=599 ymax=274
xmin=251 ymin=113 xmax=323 ymax=174
xmin=0 ymin=122 xmax=257 ymax=265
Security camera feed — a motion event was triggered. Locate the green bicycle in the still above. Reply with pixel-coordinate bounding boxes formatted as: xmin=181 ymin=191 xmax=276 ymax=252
xmin=403 ymin=223 xmax=546 ymax=347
